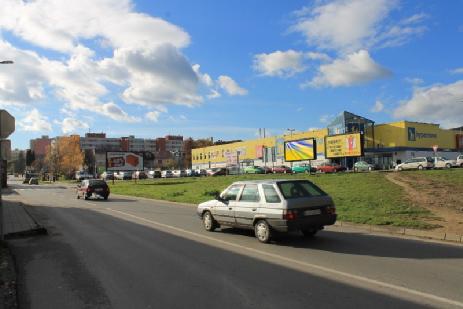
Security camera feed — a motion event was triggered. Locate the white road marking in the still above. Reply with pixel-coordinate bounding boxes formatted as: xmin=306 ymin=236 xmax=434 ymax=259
xmin=106 ymin=207 xmax=463 ymax=308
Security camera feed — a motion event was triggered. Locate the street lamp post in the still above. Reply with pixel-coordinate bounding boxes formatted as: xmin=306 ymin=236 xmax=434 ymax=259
xmin=0 ymin=60 xmax=14 ymax=241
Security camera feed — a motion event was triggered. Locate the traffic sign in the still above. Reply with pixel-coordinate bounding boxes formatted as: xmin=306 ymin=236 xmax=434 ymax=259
xmin=0 ymin=110 xmax=15 ymax=138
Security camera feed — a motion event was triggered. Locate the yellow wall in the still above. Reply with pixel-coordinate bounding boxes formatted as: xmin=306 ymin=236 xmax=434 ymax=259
xmin=375 ymin=121 xmax=457 ymax=149
xmin=192 ymin=129 xmax=328 ymax=165
xmin=192 ymin=122 xmax=458 ymax=165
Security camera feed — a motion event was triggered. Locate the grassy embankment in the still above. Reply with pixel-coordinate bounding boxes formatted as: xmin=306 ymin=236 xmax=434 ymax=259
xmin=404 ymin=168 xmax=463 ymax=186
xmin=108 ymin=172 xmax=436 ymax=229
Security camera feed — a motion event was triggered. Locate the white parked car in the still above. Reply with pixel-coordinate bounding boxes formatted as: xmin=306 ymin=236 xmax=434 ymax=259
xmin=457 ymin=154 xmax=463 ymax=167
xmin=161 ymin=170 xmax=173 ymax=178
xmin=434 ymin=157 xmax=457 ymax=169
xmin=395 ymin=157 xmax=434 ymax=171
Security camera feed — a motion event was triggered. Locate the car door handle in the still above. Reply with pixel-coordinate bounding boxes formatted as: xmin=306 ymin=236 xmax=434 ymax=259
xmin=229 ymin=207 xmax=233 ymax=210
xmin=252 ymin=208 xmax=257 ymax=211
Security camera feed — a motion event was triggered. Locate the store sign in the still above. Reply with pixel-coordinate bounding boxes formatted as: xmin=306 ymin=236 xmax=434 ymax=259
xmin=284 ymin=138 xmax=316 ymax=162
xmin=408 ymin=127 xmax=438 ymax=141
xmin=325 ymin=133 xmax=363 ymax=158
xmin=106 ymin=152 xmax=143 ymax=171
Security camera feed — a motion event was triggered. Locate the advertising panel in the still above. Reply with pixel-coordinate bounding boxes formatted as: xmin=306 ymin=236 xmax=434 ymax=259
xmin=325 ymin=133 xmax=363 ymax=158
xmin=284 ymin=139 xmax=316 ymax=162
xmin=106 ymin=152 xmax=143 ymax=171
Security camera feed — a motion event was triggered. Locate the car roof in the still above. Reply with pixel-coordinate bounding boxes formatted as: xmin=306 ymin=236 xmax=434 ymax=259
xmin=231 ymin=179 xmax=311 ymax=185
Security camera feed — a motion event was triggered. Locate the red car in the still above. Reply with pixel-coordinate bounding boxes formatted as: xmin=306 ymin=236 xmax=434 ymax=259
xmin=271 ymin=165 xmax=292 ymax=174
xmin=316 ymin=163 xmax=346 ymax=173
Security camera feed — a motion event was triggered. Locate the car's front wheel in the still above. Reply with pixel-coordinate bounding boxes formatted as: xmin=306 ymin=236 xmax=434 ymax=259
xmin=76 ymin=193 xmax=80 ymax=199
xmin=254 ymin=220 xmax=271 ymax=243
xmin=418 ymin=165 xmax=423 ymax=170
xmin=202 ymin=211 xmax=217 ymax=232
xmin=446 ymin=163 xmax=451 ymax=169
xmin=354 ymin=167 xmax=358 ymax=172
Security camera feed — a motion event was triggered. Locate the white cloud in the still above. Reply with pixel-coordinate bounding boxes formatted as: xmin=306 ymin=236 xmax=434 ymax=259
xmin=371 ymin=100 xmax=384 ymax=113
xmin=305 ymin=52 xmax=331 ymax=62
xmin=146 ymin=111 xmax=160 ymax=122
xmin=98 ymin=102 xmax=141 ymax=123
xmin=292 ymin=0 xmax=426 ymax=53
xmin=207 ymin=89 xmax=221 ymax=99
xmin=450 ymin=68 xmax=463 ymax=74
xmin=253 ymin=50 xmax=306 ymax=77
xmin=18 ymin=109 xmax=52 ymax=132
xmin=218 ymin=76 xmax=248 ymax=96
xmin=306 ymin=50 xmax=391 ymax=87
xmin=404 ymin=77 xmax=424 ymax=86
xmin=56 ymin=118 xmax=90 ymax=134
xmin=0 ymin=0 xmax=246 ymax=125
xmin=0 ymin=0 xmax=190 ymax=53
xmin=393 ymin=80 xmax=463 ymax=128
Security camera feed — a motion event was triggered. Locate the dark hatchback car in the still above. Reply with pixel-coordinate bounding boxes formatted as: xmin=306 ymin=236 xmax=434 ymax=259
xmin=76 ymin=179 xmax=110 ymax=200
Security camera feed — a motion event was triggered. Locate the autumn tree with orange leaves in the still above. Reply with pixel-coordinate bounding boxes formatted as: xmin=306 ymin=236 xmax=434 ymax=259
xmin=45 ymin=135 xmax=84 ymax=179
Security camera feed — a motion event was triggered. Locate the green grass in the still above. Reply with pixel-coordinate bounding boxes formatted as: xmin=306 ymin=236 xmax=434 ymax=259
xmin=109 ymin=172 xmax=436 ymax=229
xmin=404 ymin=168 xmax=463 ymax=186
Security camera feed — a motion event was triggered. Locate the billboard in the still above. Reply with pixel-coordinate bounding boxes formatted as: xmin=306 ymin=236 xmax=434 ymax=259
xmin=106 ymin=152 xmax=143 ymax=171
xmin=325 ymin=133 xmax=363 ymax=158
xmin=284 ymin=138 xmax=316 ymax=162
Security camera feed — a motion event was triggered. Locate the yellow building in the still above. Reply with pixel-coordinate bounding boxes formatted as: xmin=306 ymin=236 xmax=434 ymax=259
xmin=192 ymin=111 xmax=462 ymax=170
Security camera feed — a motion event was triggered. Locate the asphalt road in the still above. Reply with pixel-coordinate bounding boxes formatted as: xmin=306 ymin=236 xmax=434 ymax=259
xmin=7 ymin=180 xmax=463 ymax=309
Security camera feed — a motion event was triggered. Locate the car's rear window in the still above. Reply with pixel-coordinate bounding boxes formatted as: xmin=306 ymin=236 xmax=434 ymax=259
xmin=89 ymin=180 xmax=107 ymax=186
xmin=277 ymin=181 xmax=326 ymax=199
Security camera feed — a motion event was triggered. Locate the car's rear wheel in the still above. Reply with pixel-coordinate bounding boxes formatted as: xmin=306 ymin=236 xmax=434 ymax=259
xmin=368 ymin=166 xmax=372 ymax=171
xmin=446 ymin=163 xmax=451 ymax=169
xmin=202 ymin=211 xmax=217 ymax=232
xmin=84 ymin=195 xmax=88 ymax=200
xmin=254 ymin=220 xmax=271 ymax=243
xmin=104 ymin=195 xmax=108 ymax=200
xmin=354 ymin=167 xmax=358 ymax=172
xmin=302 ymin=228 xmax=318 ymax=237
xmin=76 ymin=193 xmax=80 ymax=199
xmin=398 ymin=167 xmax=403 ymax=171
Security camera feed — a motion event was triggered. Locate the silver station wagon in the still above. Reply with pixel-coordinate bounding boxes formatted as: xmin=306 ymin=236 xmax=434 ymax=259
xmin=197 ymin=179 xmax=337 ymax=243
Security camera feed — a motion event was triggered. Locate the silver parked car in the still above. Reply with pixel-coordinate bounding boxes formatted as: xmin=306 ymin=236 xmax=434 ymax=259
xmin=197 ymin=179 xmax=337 ymax=243
xmin=395 ymin=157 xmax=434 ymax=171
xmin=434 ymin=157 xmax=457 ymax=169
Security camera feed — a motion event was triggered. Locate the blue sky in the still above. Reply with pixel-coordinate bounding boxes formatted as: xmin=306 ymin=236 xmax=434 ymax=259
xmin=1 ymin=0 xmax=462 ymax=149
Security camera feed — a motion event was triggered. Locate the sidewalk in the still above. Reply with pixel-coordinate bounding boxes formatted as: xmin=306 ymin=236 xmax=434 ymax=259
xmin=2 ymin=188 xmax=46 ymax=239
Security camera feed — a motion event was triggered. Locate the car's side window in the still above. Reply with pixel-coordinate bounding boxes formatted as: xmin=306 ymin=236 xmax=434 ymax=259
xmin=239 ymin=185 xmax=260 ymax=202
xmin=222 ymin=185 xmax=242 ymax=201
xmin=262 ymin=185 xmax=281 ymax=203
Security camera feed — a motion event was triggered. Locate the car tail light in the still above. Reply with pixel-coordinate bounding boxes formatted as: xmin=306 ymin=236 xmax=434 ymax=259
xmin=283 ymin=210 xmax=297 ymax=220
xmin=326 ymin=206 xmax=336 ymax=215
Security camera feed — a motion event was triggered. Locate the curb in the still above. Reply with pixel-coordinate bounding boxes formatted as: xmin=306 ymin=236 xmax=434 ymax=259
xmin=333 ymin=221 xmax=463 ymax=244
xmin=4 ymin=200 xmax=48 ymax=240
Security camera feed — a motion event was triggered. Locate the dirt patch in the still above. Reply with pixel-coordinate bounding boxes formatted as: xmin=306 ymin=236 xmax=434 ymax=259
xmin=386 ymin=173 xmax=463 ymax=235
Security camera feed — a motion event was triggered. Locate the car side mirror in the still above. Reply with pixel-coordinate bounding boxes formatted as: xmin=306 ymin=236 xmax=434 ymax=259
xmin=215 ymin=194 xmax=228 ymax=204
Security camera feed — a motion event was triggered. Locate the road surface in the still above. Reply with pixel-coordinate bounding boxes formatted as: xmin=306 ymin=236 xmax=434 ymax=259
xmin=7 ymin=181 xmax=463 ymax=308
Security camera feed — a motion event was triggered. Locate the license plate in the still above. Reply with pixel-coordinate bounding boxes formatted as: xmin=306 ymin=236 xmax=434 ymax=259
xmin=95 ymin=188 xmax=103 ymax=192
xmin=304 ymin=209 xmax=321 ymax=216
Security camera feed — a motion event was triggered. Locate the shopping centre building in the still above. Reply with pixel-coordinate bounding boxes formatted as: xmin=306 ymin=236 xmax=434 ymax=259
xmin=191 ymin=111 xmax=463 ymax=170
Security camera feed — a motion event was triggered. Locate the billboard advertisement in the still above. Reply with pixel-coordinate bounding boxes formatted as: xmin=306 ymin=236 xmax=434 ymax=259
xmin=106 ymin=152 xmax=143 ymax=171
xmin=284 ymin=138 xmax=316 ymax=162
xmin=325 ymin=133 xmax=363 ymax=158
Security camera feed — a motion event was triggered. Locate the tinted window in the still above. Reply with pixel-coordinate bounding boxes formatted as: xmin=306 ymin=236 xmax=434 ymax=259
xmin=263 ymin=185 xmax=281 ymax=203
xmin=240 ymin=185 xmax=260 ymax=202
xmin=222 ymin=185 xmax=242 ymax=201
xmin=89 ymin=180 xmax=107 ymax=186
xmin=278 ymin=181 xmax=326 ymax=199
